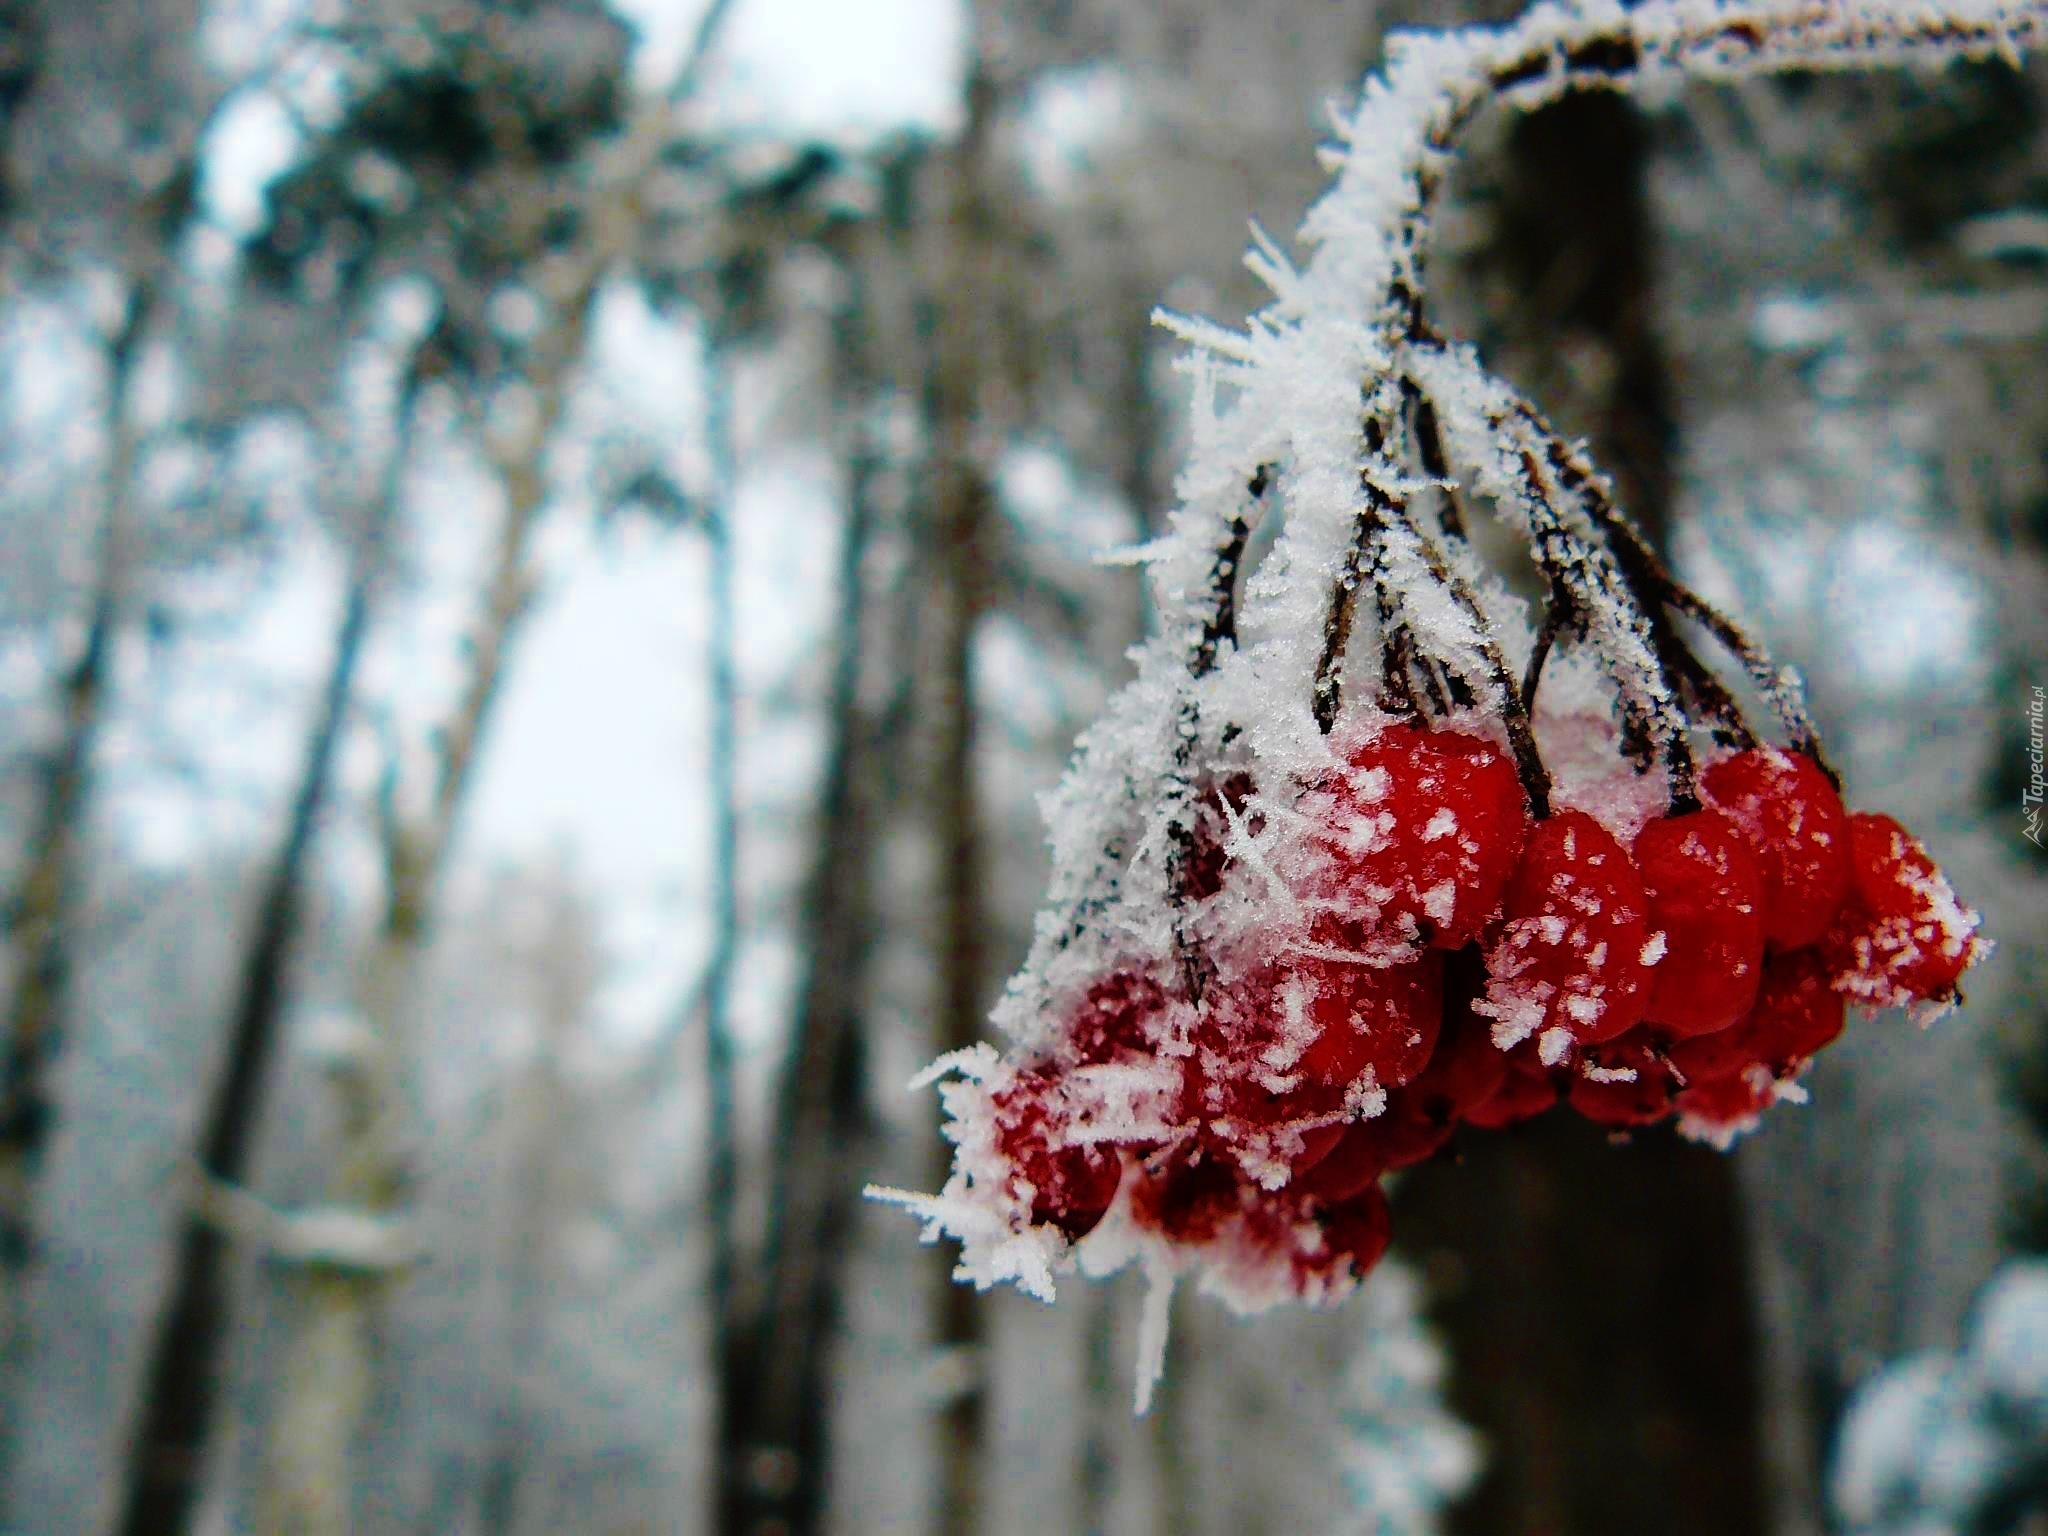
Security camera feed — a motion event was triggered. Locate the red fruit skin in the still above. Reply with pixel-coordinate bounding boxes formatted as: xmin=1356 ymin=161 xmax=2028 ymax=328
xmin=1294 ymin=1182 xmax=1393 ymax=1286
xmin=1065 ymin=969 xmax=1166 ymax=1067
xmin=1292 ymin=1097 xmax=1451 ymax=1202
xmin=1662 ymin=1010 xmax=1763 ymax=1087
xmin=1822 ymin=813 xmax=1986 ymax=1010
xmin=1131 ymin=1150 xmax=1245 ymax=1246
xmin=991 ymin=1074 xmax=1123 ymax=1239
xmin=1293 ymin=950 xmax=1444 ymax=1091
xmin=1407 ymin=954 xmax=1511 ymax=1122
xmin=1702 ymin=749 xmax=1853 ymax=951
xmin=1478 ymin=809 xmax=1653 ymax=1052
xmin=1186 ymin=1062 xmax=1347 ymax=1181
xmin=1568 ymin=1030 xmax=1680 ymax=1128
xmin=1634 ymin=809 xmax=1767 ymax=1038
xmin=1309 ymin=724 xmax=1530 ymax=950
xmin=1463 ymin=1040 xmax=1560 ymax=1130
xmin=1675 ymin=1068 xmax=1775 ymax=1140
xmin=1744 ymin=948 xmax=1846 ymax=1067
xmin=1662 ymin=949 xmax=1842 ymax=1085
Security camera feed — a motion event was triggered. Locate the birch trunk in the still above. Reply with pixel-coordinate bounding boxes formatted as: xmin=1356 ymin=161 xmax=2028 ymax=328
xmin=254 ymin=364 xmax=552 ymax=1536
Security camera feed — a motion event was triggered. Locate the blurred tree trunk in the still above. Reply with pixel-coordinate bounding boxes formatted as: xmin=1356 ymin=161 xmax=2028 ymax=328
xmin=921 ymin=59 xmax=1006 ymax=1536
xmin=1391 ymin=94 xmax=1766 ymax=1536
xmin=253 ymin=345 xmax=555 ymax=1536
xmin=698 ymin=343 xmax=745 ymax=1534
xmin=0 ymin=279 xmax=151 ymax=1377
xmin=112 ymin=351 xmax=423 ymax=1536
xmin=712 ymin=238 xmax=890 ymax=1536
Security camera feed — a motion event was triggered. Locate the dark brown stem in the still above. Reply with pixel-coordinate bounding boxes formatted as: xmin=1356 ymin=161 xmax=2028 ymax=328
xmin=1535 ymin=421 xmax=1830 ymax=780
xmin=1312 ymin=495 xmax=1382 ymax=735
xmin=1399 ymin=520 xmax=1552 ymax=817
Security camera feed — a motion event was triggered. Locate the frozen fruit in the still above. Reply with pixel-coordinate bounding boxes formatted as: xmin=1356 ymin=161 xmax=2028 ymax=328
xmin=1744 ymin=947 xmax=1845 ymax=1067
xmin=1568 ymin=1030 xmax=1680 ymax=1128
xmin=1406 ymin=953 xmax=1511 ymax=1122
xmin=1293 ymin=1098 xmax=1452 ymax=1201
xmin=1304 ymin=723 xmax=1529 ymax=949
xmin=1702 ymin=748 xmax=1852 ymax=950
xmin=1295 ymin=1182 xmax=1394 ymax=1286
xmin=1634 ymin=809 xmax=1766 ymax=1038
xmin=991 ymin=1072 xmax=1124 ymax=1239
xmin=1065 ymin=969 xmax=1166 ymax=1066
xmin=1463 ymin=1039 xmax=1560 ymax=1130
xmin=1477 ymin=809 xmax=1654 ymax=1056
xmin=1291 ymin=949 xmax=1444 ymax=1090
xmin=1822 ymin=812 xmax=1986 ymax=1011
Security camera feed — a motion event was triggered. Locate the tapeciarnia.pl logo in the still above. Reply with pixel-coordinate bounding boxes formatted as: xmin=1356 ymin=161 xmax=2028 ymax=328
xmin=2026 ymin=684 xmax=2045 ymax=849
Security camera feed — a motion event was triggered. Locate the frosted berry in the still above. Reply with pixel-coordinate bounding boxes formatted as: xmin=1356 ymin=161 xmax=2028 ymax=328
xmin=1463 ymin=1039 xmax=1560 ymax=1130
xmin=1065 ymin=968 xmax=1166 ymax=1067
xmin=1568 ymin=1030 xmax=1680 ymax=1128
xmin=1477 ymin=809 xmax=1653 ymax=1056
xmin=1674 ymin=1067 xmax=1776 ymax=1146
xmin=1701 ymin=748 xmax=1852 ymax=950
xmin=1665 ymin=948 xmax=1844 ymax=1087
xmin=1294 ymin=1181 xmax=1394 ymax=1287
xmin=1132 ymin=1149 xmax=1245 ymax=1246
xmin=1743 ymin=948 xmax=1845 ymax=1068
xmin=991 ymin=1073 xmax=1123 ymax=1239
xmin=1293 ymin=1098 xmax=1450 ymax=1202
xmin=1291 ymin=949 xmax=1444 ymax=1091
xmin=1180 ymin=1052 xmax=1346 ymax=1184
xmin=1634 ymin=809 xmax=1766 ymax=1038
xmin=1305 ymin=723 xmax=1529 ymax=949
xmin=1407 ymin=952 xmax=1511 ymax=1123
xmin=1822 ymin=812 xmax=1986 ymax=1010
xmin=1662 ymin=1007 xmax=1763 ymax=1087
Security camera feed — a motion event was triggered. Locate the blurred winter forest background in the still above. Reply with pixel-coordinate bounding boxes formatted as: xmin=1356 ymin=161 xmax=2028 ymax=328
xmin=0 ymin=0 xmax=2044 ymax=1533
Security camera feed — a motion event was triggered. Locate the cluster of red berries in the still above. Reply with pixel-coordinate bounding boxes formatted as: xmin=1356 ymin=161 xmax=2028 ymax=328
xmin=965 ymin=723 xmax=1987 ymax=1304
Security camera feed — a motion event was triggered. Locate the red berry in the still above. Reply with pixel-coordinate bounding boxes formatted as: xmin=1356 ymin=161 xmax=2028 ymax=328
xmin=1292 ymin=1098 xmax=1451 ymax=1202
xmin=1662 ymin=1009 xmax=1764 ymax=1087
xmin=991 ymin=1073 xmax=1123 ymax=1239
xmin=1477 ymin=809 xmax=1654 ymax=1055
xmin=1702 ymin=749 xmax=1852 ymax=950
xmin=1305 ymin=723 xmax=1529 ymax=949
xmin=1633 ymin=809 xmax=1766 ymax=1038
xmin=1821 ymin=812 xmax=1986 ymax=1010
xmin=1664 ymin=950 xmax=1843 ymax=1086
xmin=1462 ymin=1039 xmax=1560 ymax=1130
xmin=1181 ymin=1056 xmax=1346 ymax=1183
xmin=1744 ymin=948 xmax=1846 ymax=1067
xmin=1294 ymin=1182 xmax=1393 ymax=1286
xmin=1065 ymin=969 xmax=1166 ymax=1067
xmin=1674 ymin=1067 xmax=1775 ymax=1144
xmin=1406 ymin=952 xmax=1511 ymax=1122
xmin=1567 ymin=1029 xmax=1680 ymax=1128
xmin=1131 ymin=1149 xmax=1244 ymax=1245
xmin=1291 ymin=949 xmax=1444 ymax=1091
